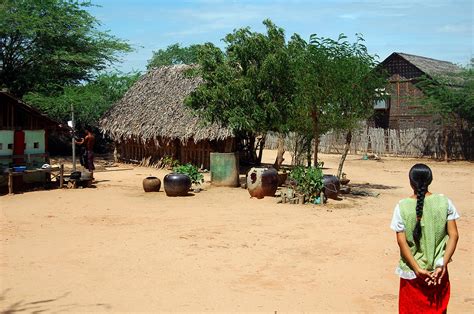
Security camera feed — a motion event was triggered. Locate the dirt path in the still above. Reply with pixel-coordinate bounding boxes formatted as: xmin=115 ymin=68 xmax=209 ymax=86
xmin=1 ymin=151 xmax=472 ymax=312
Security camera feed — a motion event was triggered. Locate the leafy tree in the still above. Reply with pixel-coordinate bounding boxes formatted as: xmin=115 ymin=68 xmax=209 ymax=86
xmin=23 ymin=72 xmax=140 ymax=128
xmin=414 ymin=61 xmax=474 ymax=160
xmin=291 ymin=33 xmax=385 ymax=167
xmin=147 ymin=43 xmax=204 ymax=69
xmin=186 ymin=20 xmax=297 ymax=164
xmin=327 ymin=36 xmax=387 ymax=177
xmin=290 ymin=34 xmax=338 ymax=166
xmin=0 ymin=0 xmax=131 ymax=97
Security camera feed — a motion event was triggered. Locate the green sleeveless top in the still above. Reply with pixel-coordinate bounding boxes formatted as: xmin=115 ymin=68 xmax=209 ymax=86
xmin=398 ymin=193 xmax=449 ymax=272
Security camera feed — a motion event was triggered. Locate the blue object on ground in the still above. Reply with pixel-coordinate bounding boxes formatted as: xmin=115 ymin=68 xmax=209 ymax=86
xmin=13 ymin=166 xmax=27 ymax=172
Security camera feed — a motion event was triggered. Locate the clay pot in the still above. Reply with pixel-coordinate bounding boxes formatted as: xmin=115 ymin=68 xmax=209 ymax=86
xmin=322 ymin=175 xmax=340 ymax=200
xmin=277 ymin=172 xmax=288 ymax=186
xmin=143 ymin=176 xmax=161 ymax=192
xmin=340 ymin=178 xmax=350 ymax=185
xmin=164 ymin=173 xmax=191 ymax=197
xmin=247 ymin=167 xmax=278 ymax=199
xmin=70 ymin=171 xmax=81 ymax=180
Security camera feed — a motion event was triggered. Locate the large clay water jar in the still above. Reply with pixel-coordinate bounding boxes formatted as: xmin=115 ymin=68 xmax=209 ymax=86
xmin=210 ymin=152 xmax=239 ymax=187
xmin=247 ymin=167 xmax=278 ymax=199
xmin=143 ymin=176 xmax=161 ymax=192
xmin=164 ymin=173 xmax=191 ymax=196
xmin=322 ymin=175 xmax=340 ymax=200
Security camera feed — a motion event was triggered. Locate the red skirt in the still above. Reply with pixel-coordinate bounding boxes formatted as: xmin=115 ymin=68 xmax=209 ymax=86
xmin=399 ymin=271 xmax=450 ymax=314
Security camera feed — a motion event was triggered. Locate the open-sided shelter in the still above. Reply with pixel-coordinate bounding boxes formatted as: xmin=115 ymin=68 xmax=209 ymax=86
xmin=100 ymin=65 xmax=234 ymax=169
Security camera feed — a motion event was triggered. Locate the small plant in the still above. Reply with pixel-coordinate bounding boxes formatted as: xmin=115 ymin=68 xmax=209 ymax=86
xmin=161 ymin=155 xmax=180 ymax=169
xmin=173 ymin=163 xmax=204 ymax=185
xmin=289 ymin=165 xmax=324 ymax=202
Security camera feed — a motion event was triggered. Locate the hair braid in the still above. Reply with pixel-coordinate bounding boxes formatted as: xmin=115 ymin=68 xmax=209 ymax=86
xmin=408 ymin=164 xmax=432 ymax=246
xmin=412 ymin=185 xmax=426 ymax=244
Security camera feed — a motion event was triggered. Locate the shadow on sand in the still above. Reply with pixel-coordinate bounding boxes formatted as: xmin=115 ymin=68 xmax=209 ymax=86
xmin=349 ymin=183 xmax=400 ymax=190
xmin=0 ymin=289 xmax=111 ymax=313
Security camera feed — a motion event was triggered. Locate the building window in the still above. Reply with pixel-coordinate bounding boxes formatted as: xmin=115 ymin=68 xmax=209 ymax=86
xmin=8 ymin=144 xmax=13 ymax=150
xmin=34 ymin=142 xmax=39 ymax=149
xmin=374 ymin=98 xmax=390 ymax=110
xmin=0 ymin=143 xmax=2 ymax=150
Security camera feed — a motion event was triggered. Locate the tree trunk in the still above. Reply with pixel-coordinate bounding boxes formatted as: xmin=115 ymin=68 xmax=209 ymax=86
xmin=257 ymin=135 xmax=266 ymax=165
xmin=273 ymin=134 xmax=285 ymax=170
xmin=306 ymin=140 xmax=311 ymax=167
xmin=292 ymin=137 xmax=298 ymax=165
xmin=312 ymin=110 xmax=320 ymax=166
xmin=443 ymin=126 xmax=449 ymax=162
xmin=337 ymin=130 xmax=352 ymax=179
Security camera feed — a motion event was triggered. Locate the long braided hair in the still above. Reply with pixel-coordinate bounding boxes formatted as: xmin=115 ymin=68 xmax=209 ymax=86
xmin=409 ymin=164 xmax=433 ymax=245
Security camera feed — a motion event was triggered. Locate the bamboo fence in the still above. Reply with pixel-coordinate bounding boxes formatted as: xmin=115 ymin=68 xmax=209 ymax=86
xmin=265 ymin=127 xmax=468 ymax=161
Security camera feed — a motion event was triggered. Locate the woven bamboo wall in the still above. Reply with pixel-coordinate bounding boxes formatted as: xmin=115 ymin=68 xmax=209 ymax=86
xmin=265 ymin=127 xmax=472 ymax=160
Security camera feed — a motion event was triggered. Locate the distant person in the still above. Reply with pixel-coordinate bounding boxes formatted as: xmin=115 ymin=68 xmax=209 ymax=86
xmin=75 ymin=127 xmax=96 ymax=179
xmin=390 ymin=164 xmax=459 ymax=313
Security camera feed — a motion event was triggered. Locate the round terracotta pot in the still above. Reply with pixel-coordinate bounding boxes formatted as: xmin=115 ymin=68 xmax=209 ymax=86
xmin=164 ymin=173 xmax=191 ymax=197
xmin=143 ymin=176 xmax=161 ymax=192
xmin=247 ymin=167 xmax=278 ymax=199
xmin=322 ymin=175 xmax=340 ymax=200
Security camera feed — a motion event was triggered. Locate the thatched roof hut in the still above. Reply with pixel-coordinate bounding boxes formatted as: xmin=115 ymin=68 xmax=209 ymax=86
xmin=100 ymin=64 xmax=233 ymax=143
xmin=100 ymin=65 xmax=235 ymax=168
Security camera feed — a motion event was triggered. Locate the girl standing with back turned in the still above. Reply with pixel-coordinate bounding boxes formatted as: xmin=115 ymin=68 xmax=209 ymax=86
xmin=391 ymin=164 xmax=459 ymax=313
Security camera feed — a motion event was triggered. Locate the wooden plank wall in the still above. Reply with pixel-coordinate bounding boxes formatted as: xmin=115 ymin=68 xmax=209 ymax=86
xmin=118 ymin=137 xmax=234 ymax=169
xmin=180 ymin=140 xmax=213 ymax=169
xmin=119 ymin=137 xmax=177 ymax=163
xmin=1 ymin=95 xmax=54 ymax=130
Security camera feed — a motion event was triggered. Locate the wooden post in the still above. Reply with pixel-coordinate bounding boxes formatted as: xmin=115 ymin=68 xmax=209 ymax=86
xmin=8 ymin=169 xmax=13 ymax=195
xmin=59 ymin=164 xmax=64 ymax=188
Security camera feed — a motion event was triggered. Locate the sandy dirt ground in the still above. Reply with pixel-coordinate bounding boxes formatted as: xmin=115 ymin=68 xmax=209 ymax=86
xmin=1 ymin=150 xmax=473 ymax=313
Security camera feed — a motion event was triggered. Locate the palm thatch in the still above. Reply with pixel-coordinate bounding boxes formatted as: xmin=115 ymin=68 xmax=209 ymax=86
xmin=100 ymin=64 xmax=233 ymax=142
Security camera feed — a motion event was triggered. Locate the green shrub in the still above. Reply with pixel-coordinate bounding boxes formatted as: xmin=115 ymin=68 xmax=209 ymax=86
xmin=173 ymin=163 xmax=204 ymax=185
xmin=289 ymin=165 xmax=324 ymax=201
xmin=161 ymin=156 xmax=180 ymax=169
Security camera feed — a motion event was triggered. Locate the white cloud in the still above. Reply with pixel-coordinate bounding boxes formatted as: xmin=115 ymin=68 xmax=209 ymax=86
xmin=437 ymin=24 xmax=472 ymax=34
xmin=338 ymin=13 xmax=358 ymax=20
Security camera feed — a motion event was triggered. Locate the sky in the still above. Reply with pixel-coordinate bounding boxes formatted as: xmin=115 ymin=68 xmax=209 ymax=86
xmin=88 ymin=0 xmax=473 ymax=73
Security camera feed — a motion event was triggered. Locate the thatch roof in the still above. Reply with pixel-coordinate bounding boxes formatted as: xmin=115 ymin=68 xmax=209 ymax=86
xmin=383 ymin=52 xmax=462 ymax=77
xmin=100 ymin=64 xmax=233 ymax=142
xmin=396 ymin=53 xmax=462 ymax=77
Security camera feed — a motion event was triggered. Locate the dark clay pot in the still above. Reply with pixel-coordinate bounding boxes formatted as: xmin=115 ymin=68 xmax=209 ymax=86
xmin=247 ymin=167 xmax=279 ymax=199
xmin=277 ymin=172 xmax=288 ymax=187
xmin=164 ymin=173 xmax=192 ymax=197
xmin=323 ymin=175 xmax=341 ymax=200
xmin=143 ymin=176 xmax=161 ymax=192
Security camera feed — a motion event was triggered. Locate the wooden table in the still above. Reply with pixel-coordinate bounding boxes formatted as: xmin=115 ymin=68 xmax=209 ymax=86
xmin=6 ymin=165 xmax=64 ymax=194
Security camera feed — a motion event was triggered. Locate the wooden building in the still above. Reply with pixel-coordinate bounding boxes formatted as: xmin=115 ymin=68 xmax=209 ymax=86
xmin=0 ymin=91 xmax=59 ymax=168
xmin=374 ymin=52 xmax=462 ymax=129
xmin=100 ymin=65 xmax=234 ymax=169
